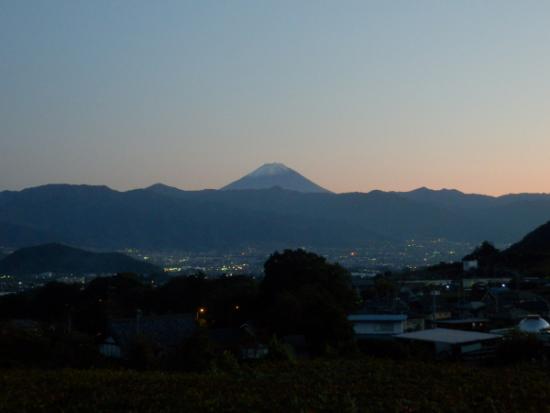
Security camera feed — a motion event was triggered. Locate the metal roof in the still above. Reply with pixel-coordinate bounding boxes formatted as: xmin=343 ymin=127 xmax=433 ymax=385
xmin=518 ymin=316 xmax=550 ymax=333
xmin=436 ymin=318 xmax=488 ymax=324
xmin=348 ymin=314 xmax=407 ymax=322
xmin=396 ymin=328 xmax=501 ymax=344
xmin=109 ymin=313 xmax=197 ymax=350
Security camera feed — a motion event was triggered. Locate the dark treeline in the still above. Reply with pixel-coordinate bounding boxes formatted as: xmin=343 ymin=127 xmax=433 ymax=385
xmin=0 ymin=249 xmax=359 ymax=369
xmin=1 ymin=247 xmax=546 ymax=371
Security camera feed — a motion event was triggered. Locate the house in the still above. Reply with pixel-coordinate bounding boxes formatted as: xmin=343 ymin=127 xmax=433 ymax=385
xmin=348 ymin=314 xmax=407 ymax=339
xmin=396 ymin=328 xmax=502 ymax=360
xmin=455 ymin=301 xmax=486 ymax=317
xmin=99 ymin=313 xmax=197 ymax=359
xmin=99 ymin=336 xmax=122 ymax=358
xmin=463 ymin=260 xmax=478 ymax=272
xmin=434 ymin=318 xmax=489 ymax=332
xmin=482 ymin=289 xmax=550 ymax=320
xmin=407 ymin=294 xmax=453 ymax=321
xmin=405 ymin=316 xmax=425 ymax=332
xmin=362 ymin=298 xmax=410 ymax=315
xmin=208 ymin=324 xmax=268 ymax=360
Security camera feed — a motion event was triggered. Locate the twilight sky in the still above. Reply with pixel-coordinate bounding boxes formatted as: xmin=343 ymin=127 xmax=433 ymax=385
xmin=2 ymin=1 xmax=550 ymax=195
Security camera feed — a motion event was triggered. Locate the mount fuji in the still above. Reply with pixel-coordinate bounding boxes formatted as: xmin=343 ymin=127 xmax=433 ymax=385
xmin=221 ymin=163 xmax=331 ymax=193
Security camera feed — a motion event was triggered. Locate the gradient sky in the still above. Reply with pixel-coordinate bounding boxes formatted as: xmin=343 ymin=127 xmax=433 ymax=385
xmin=2 ymin=1 xmax=550 ymax=195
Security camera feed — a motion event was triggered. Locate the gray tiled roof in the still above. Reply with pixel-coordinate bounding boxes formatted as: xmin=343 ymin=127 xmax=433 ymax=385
xmin=396 ymin=328 xmax=501 ymax=344
xmin=109 ymin=313 xmax=196 ymax=349
xmin=348 ymin=314 xmax=407 ymax=322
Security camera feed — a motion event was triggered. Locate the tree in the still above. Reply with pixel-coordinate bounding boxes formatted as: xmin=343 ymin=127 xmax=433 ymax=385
xmin=260 ymin=249 xmax=358 ymax=354
xmin=463 ymin=241 xmax=500 ymax=266
xmin=151 ymin=273 xmax=207 ymax=314
xmin=30 ymin=282 xmax=80 ymax=323
xmin=164 ymin=328 xmax=216 ymax=372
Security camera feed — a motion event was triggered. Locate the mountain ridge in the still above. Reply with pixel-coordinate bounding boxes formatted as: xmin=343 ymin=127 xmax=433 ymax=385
xmin=0 ymin=243 xmax=161 ymax=276
xmin=4 ymin=182 xmax=550 ymax=200
xmin=1 ymin=180 xmax=550 ymax=250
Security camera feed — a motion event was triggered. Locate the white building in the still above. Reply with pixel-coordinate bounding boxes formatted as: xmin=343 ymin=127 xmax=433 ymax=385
xmin=518 ymin=315 xmax=550 ymax=334
xmin=396 ymin=328 xmax=502 ymax=359
xmin=463 ymin=260 xmax=478 ymax=272
xmin=348 ymin=314 xmax=407 ymax=338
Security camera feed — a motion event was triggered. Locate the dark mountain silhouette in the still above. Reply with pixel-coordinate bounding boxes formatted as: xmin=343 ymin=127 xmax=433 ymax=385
xmin=398 ymin=187 xmax=550 ymax=210
xmin=456 ymin=222 xmax=550 ymax=276
xmin=0 ymin=243 xmax=160 ymax=276
xmin=222 ymin=163 xmax=331 ymax=193
xmin=500 ymin=221 xmax=550 ymax=274
xmin=0 ymin=184 xmax=379 ymax=250
xmin=398 ymin=187 xmax=495 ymax=210
xmin=506 ymin=221 xmax=550 ymax=255
xmin=0 ymin=183 xmax=550 ymax=251
xmin=0 ymin=221 xmax=57 ymax=246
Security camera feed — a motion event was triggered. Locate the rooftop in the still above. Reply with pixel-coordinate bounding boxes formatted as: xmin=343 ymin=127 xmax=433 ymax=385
xmin=435 ymin=318 xmax=488 ymax=324
xmin=396 ymin=328 xmax=501 ymax=344
xmin=348 ymin=314 xmax=407 ymax=322
xmin=109 ymin=313 xmax=197 ymax=349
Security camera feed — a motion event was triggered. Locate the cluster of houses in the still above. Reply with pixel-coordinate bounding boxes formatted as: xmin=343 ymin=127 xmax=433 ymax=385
xmin=348 ymin=268 xmax=550 ymax=360
xmin=95 ymin=262 xmax=550 ymax=363
xmin=99 ymin=313 xmax=271 ymax=361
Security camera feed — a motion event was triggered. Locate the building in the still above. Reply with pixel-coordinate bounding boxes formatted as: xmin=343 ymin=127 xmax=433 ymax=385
xmin=434 ymin=318 xmax=489 ymax=332
xmin=396 ymin=328 xmax=502 ymax=360
xmin=348 ymin=314 xmax=407 ymax=339
xmin=518 ymin=315 xmax=550 ymax=334
xmin=463 ymin=260 xmax=478 ymax=272
xmin=99 ymin=313 xmax=197 ymax=359
xmin=482 ymin=289 xmax=550 ymax=320
xmin=208 ymin=324 xmax=269 ymax=360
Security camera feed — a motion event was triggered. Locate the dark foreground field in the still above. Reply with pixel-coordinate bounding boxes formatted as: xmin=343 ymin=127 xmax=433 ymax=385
xmin=1 ymin=358 xmax=549 ymax=413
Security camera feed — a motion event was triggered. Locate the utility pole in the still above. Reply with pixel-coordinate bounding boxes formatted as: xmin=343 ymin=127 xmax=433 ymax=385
xmin=430 ymin=290 xmax=440 ymax=325
xmin=136 ymin=309 xmax=142 ymax=335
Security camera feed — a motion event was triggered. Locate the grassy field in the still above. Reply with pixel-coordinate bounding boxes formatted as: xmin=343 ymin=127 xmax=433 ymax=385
xmin=1 ymin=358 xmax=549 ymax=412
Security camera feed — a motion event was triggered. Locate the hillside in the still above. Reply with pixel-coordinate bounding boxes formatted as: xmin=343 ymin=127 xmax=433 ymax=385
xmin=501 ymin=221 xmax=550 ymax=274
xmin=0 ymin=222 xmax=57 ymax=246
xmin=0 ymin=243 xmax=160 ymax=276
xmin=1 ymin=182 xmax=550 ymax=250
xmin=0 ymin=185 xmax=380 ymax=250
xmin=506 ymin=221 xmax=550 ymax=255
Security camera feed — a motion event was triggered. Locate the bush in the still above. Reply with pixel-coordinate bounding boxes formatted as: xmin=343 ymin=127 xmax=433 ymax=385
xmin=213 ymin=351 xmax=240 ymax=373
xmin=0 ymin=324 xmax=49 ymax=368
xmin=125 ymin=335 xmax=159 ymax=370
xmin=496 ymin=331 xmax=546 ymax=364
xmin=163 ymin=329 xmax=216 ymax=372
xmin=265 ymin=336 xmax=295 ymax=363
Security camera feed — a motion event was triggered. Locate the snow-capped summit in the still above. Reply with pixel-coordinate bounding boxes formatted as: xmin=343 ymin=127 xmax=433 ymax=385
xmin=221 ymin=163 xmax=331 ymax=193
xmin=248 ymin=162 xmax=291 ymax=177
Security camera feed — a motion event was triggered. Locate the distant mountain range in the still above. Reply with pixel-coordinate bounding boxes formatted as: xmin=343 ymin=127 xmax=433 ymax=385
xmin=1 ymin=163 xmax=550 ymax=250
xmin=0 ymin=243 xmax=160 ymax=276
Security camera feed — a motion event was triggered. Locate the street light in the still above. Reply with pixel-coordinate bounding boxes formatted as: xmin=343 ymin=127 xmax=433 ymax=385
xmin=196 ymin=307 xmax=207 ymax=321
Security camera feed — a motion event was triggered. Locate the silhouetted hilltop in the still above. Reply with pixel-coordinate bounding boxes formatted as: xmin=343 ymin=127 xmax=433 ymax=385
xmin=506 ymin=221 xmax=550 ymax=255
xmin=399 ymin=187 xmax=495 ymax=210
xmin=0 ymin=222 xmax=56 ymax=246
xmin=501 ymin=221 xmax=550 ymax=274
xmin=0 ymin=243 xmax=160 ymax=276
